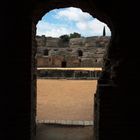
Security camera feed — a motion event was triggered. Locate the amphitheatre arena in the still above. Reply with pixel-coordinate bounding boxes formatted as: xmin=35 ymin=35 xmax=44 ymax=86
xmin=36 ymin=35 xmax=108 ymax=124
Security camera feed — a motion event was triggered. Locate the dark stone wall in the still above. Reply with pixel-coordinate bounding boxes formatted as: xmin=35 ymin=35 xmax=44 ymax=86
xmin=0 ymin=1 xmax=32 ymax=140
xmin=94 ymin=1 xmax=140 ymax=140
xmin=1 ymin=0 xmax=140 ymax=140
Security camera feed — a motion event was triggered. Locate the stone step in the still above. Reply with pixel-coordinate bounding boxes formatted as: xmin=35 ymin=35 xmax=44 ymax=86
xmin=36 ymin=120 xmax=94 ymax=126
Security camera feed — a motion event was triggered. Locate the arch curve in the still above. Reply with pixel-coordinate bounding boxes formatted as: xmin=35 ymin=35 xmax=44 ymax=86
xmin=32 ymin=0 xmax=113 ymax=33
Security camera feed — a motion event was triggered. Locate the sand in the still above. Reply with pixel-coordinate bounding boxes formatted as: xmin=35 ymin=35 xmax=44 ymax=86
xmin=37 ymin=79 xmax=97 ymax=121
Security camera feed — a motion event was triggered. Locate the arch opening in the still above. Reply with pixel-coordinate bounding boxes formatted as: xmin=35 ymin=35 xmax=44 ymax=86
xmin=33 ymin=5 xmax=112 ymax=140
xmin=61 ymin=61 xmax=67 ymax=67
xmin=44 ymin=49 xmax=49 ymax=56
xmin=78 ymin=50 xmax=83 ymax=57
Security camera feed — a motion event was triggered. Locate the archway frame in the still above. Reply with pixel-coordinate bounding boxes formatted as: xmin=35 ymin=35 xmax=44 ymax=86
xmin=31 ymin=0 xmax=114 ymax=139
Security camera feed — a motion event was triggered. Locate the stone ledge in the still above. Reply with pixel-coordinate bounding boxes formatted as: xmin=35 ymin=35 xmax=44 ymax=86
xmin=36 ymin=120 xmax=94 ymax=126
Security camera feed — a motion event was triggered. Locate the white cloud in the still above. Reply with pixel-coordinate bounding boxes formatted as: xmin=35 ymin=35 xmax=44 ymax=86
xmin=36 ymin=21 xmax=77 ymax=37
xmin=55 ymin=7 xmax=92 ymax=22
xmin=76 ymin=19 xmax=111 ymax=36
xmin=37 ymin=7 xmax=111 ymax=37
xmin=76 ymin=21 xmax=89 ymax=30
xmin=54 ymin=7 xmax=111 ymax=36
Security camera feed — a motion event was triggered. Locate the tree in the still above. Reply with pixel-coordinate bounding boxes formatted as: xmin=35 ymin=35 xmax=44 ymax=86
xmin=60 ymin=34 xmax=69 ymax=42
xmin=103 ymin=26 xmax=106 ymax=36
xmin=69 ymin=32 xmax=81 ymax=39
xmin=60 ymin=32 xmax=81 ymax=42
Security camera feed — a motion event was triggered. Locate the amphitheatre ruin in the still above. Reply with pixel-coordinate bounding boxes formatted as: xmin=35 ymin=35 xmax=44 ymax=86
xmin=36 ymin=34 xmax=111 ymax=127
xmin=36 ymin=35 xmax=110 ymax=79
xmin=36 ymin=35 xmax=110 ymax=68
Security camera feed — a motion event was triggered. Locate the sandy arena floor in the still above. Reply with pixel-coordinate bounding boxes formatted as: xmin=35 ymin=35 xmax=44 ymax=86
xmin=37 ymin=79 xmax=97 ymax=121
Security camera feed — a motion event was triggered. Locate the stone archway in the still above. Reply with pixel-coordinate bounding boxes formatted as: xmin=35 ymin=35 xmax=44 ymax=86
xmin=32 ymin=1 xmax=114 ymax=140
xmin=1 ymin=0 xmax=140 ymax=140
xmin=78 ymin=50 xmax=83 ymax=57
xmin=61 ymin=61 xmax=67 ymax=67
xmin=44 ymin=49 xmax=49 ymax=56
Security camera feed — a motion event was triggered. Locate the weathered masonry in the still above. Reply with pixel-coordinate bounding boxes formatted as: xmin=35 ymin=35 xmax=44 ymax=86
xmin=1 ymin=1 xmax=140 ymax=140
xmin=36 ymin=36 xmax=110 ymax=67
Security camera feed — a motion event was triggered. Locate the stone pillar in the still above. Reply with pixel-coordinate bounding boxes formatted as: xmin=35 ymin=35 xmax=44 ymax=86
xmin=31 ymin=21 xmax=37 ymax=139
xmin=73 ymin=71 xmax=76 ymax=79
xmin=95 ymin=71 xmax=97 ymax=78
xmin=90 ymin=71 xmax=92 ymax=78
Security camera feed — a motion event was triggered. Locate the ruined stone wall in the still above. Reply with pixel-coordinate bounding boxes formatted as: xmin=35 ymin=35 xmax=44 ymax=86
xmin=36 ymin=36 xmax=110 ymax=67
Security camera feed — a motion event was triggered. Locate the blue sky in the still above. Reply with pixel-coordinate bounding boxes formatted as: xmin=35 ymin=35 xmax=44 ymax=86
xmin=37 ymin=7 xmax=111 ymax=37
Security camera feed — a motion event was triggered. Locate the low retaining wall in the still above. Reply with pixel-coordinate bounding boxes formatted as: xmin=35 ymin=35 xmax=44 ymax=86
xmin=37 ymin=69 xmax=102 ymax=79
xmin=36 ymin=120 xmax=93 ymax=126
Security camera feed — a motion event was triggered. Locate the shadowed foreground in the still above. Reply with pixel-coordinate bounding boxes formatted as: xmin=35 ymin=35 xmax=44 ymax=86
xmin=34 ymin=123 xmax=94 ymax=140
